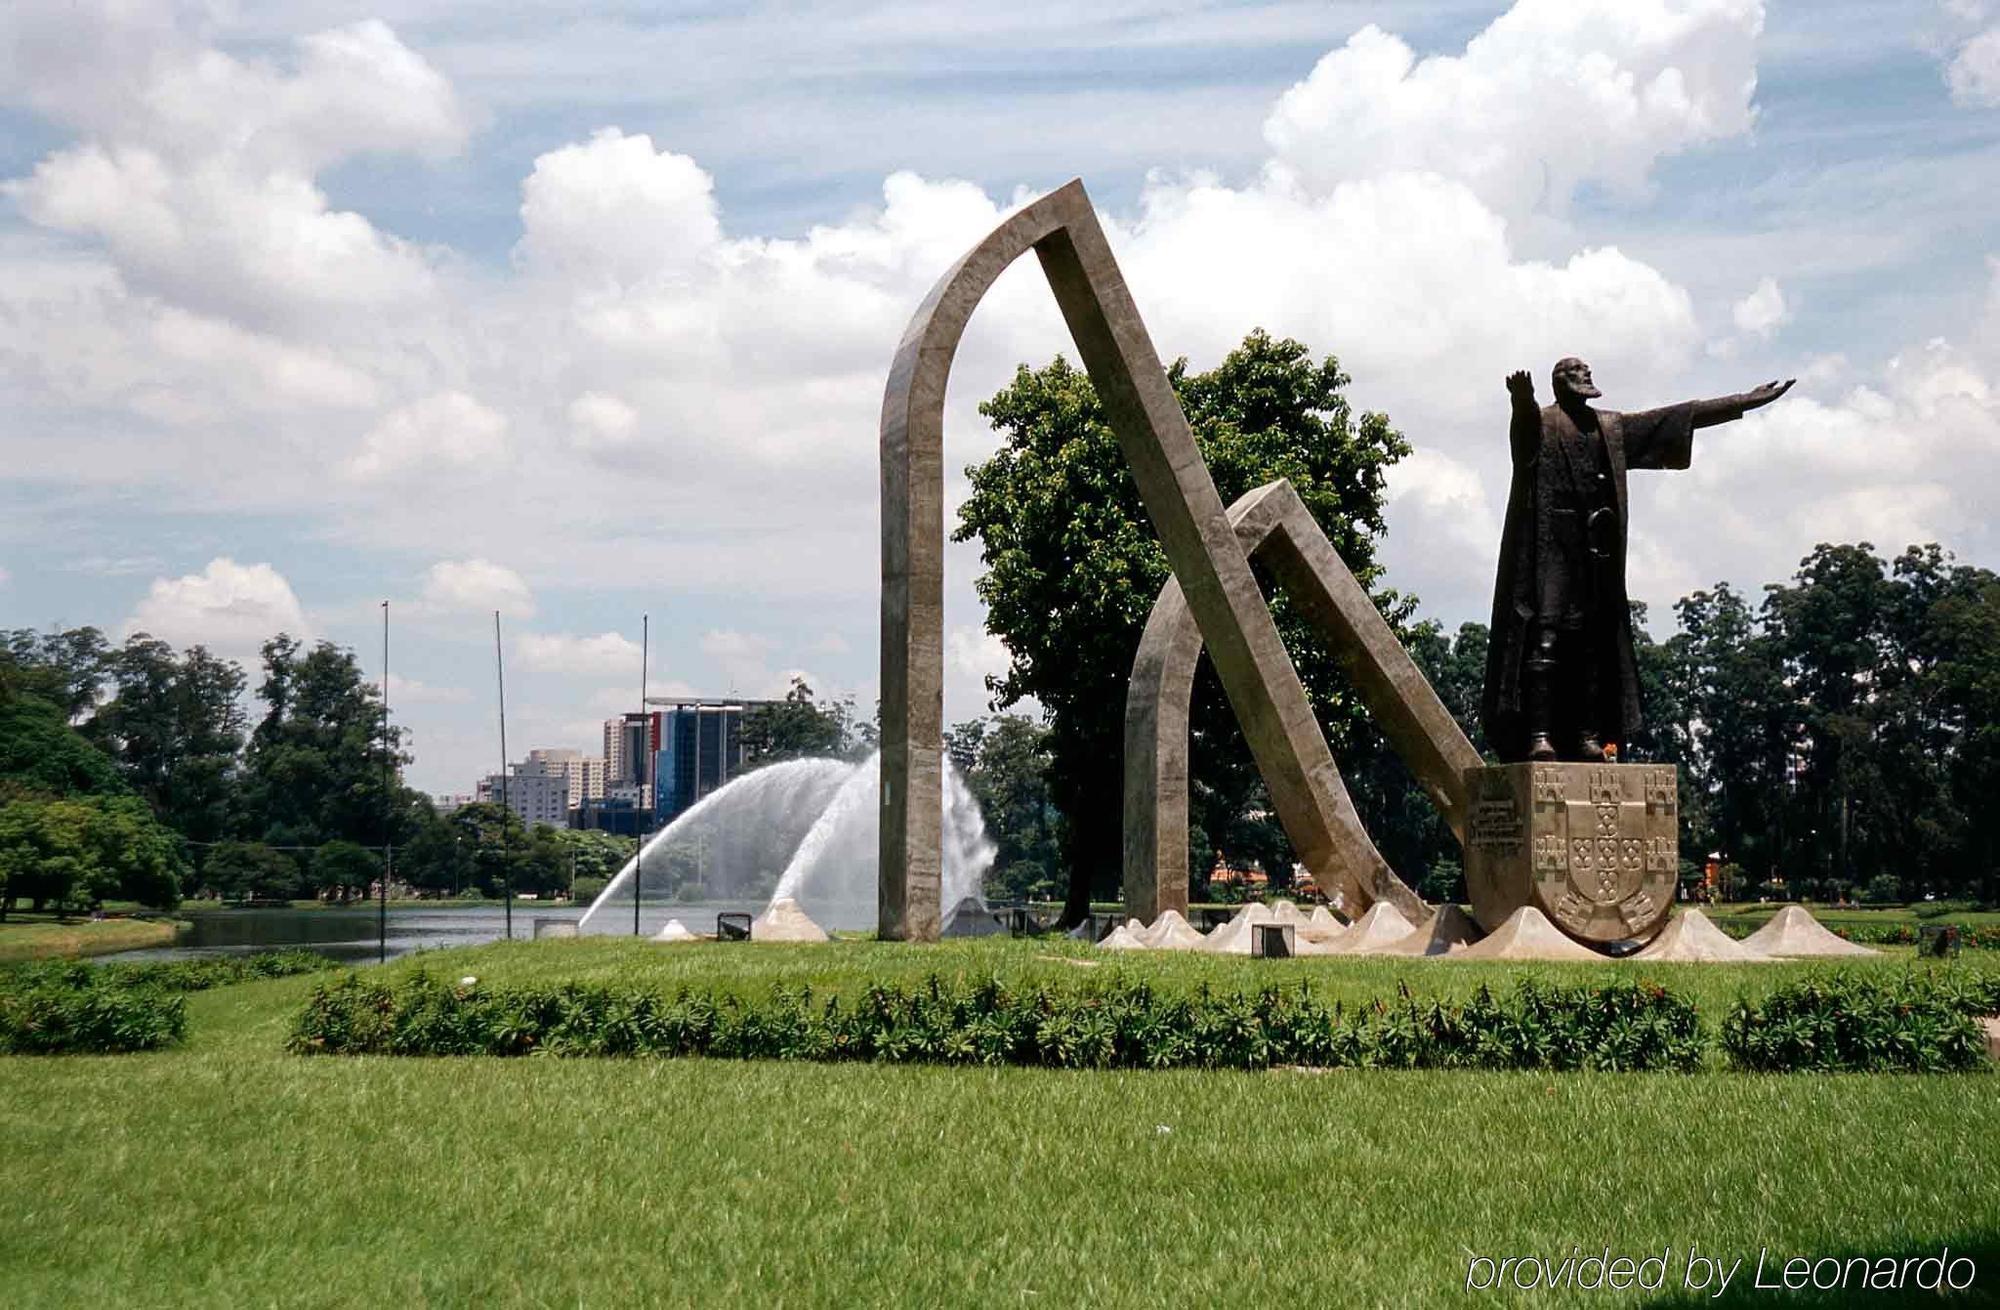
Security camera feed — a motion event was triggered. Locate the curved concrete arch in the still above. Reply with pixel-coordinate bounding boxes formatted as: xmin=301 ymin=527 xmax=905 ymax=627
xmin=881 ymin=180 xmax=1412 ymax=939
xmin=1124 ymin=480 xmax=1482 ymax=923
xmin=878 ymin=185 xmax=1081 ymax=941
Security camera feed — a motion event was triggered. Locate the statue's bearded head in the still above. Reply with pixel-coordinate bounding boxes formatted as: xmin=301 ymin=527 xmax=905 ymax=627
xmin=1551 ymin=357 xmax=1601 ymax=401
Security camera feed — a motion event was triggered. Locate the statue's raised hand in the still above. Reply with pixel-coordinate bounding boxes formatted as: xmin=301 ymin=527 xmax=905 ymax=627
xmin=1742 ymin=378 xmax=1794 ymax=411
xmin=1505 ymin=370 xmax=1534 ymax=401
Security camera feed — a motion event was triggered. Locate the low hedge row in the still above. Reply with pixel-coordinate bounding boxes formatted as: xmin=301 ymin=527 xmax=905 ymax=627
xmin=289 ymin=973 xmax=1709 ymax=1071
xmin=288 ymin=971 xmax=2000 ymax=1074
xmin=1 ymin=950 xmax=335 ymax=1055
xmin=4 ymin=948 xmax=336 ymax=995
xmin=1723 ymin=974 xmax=1998 ymax=1072
xmin=0 ymin=975 xmax=185 ymax=1054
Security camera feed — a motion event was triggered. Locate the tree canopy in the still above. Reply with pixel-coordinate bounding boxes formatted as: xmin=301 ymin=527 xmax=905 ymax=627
xmin=742 ymin=678 xmax=872 ymax=765
xmin=955 ymin=329 xmax=1411 ymax=922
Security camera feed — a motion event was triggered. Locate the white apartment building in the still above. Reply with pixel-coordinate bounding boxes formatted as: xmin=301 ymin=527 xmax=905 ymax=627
xmin=525 ymin=748 xmax=606 ymax=809
xmin=476 ymin=768 xmax=570 ymax=828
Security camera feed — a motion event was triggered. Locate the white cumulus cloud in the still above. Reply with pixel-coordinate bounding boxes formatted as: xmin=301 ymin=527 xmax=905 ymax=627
xmin=517 ymin=128 xmax=721 ymax=287
xmin=346 ymin=391 xmax=508 ymax=481
xmin=1947 ymin=26 xmax=2000 ymax=105
xmin=1645 ymin=333 xmax=2000 ymax=603
xmin=515 ymin=630 xmax=643 ymax=676
xmin=5 ymin=17 xmax=464 ymax=326
xmin=125 ymin=557 xmax=309 ymax=660
xmin=419 ymin=559 xmax=535 ymax=618
xmin=387 ymin=673 xmax=472 ymax=705
xmin=1731 ymin=276 xmax=1789 ymax=339
xmin=566 ymin=392 xmax=640 ymax=452
xmin=1262 ymin=0 xmax=1763 ymax=217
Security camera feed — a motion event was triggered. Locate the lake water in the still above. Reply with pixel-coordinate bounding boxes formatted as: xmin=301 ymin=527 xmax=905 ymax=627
xmin=101 ymin=901 xmax=771 ymax=964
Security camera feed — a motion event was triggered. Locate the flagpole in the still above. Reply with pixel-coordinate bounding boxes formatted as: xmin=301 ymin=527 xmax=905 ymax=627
xmin=496 ymin=611 xmax=512 ymax=942
xmin=379 ymin=600 xmax=391 ymax=964
xmin=635 ymin=613 xmax=648 ymax=937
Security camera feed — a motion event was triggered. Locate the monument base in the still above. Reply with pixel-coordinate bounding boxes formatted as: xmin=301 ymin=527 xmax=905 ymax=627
xmin=1463 ymin=762 xmax=1678 ymax=948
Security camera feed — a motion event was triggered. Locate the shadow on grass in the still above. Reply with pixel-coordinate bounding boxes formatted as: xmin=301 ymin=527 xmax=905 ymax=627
xmin=1638 ymin=1229 xmax=1998 ymax=1307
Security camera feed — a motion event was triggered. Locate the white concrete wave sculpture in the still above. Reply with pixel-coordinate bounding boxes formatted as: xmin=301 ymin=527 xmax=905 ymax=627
xmin=1740 ymin=906 xmax=1877 ymax=957
xmin=1139 ymin=909 xmax=1207 ymax=951
xmin=1302 ymin=905 xmax=1346 ymax=941
xmin=1313 ymin=902 xmax=1417 ymax=955
xmin=1196 ymin=902 xmax=1278 ymax=955
xmin=1379 ymin=905 xmax=1484 ymax=956
xmin=1456 ymin=906 xmax=1606 ymax=961
xmin=751 ymin=897 xmax=828 ymax=943
xmin=1633 ymin=908 xmax=1772 ymax=962
xmin=1098 ymin=924 xmax=1147 ymax=951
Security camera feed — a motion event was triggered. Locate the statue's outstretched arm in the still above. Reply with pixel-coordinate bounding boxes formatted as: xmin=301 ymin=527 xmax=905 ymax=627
xmin=1505 ymin=370 xmax=1539 ymax=462
xmin=1691 ymin=378 xmax=1795 ymax=429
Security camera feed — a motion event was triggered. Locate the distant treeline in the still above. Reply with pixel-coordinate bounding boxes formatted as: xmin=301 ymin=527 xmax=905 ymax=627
xmin=1342 ymin=542 xmax=2000 ymax=907
xmin=0 ymin=630 xmax=630 ymax=916
xmin=5 ymin=537 xmax=1996 ymax=917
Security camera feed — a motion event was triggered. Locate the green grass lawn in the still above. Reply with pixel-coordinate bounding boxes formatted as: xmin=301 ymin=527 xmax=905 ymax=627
xmin=0 ymin=915 xmax=180 ymax=962
xmin=1 ymin=939 xmax=1996 ymax=1308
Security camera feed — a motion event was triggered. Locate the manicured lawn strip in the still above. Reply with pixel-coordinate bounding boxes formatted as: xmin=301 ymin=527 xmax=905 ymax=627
xmin=2 ymin=945 xmax=1995 ymax=1307
xmin=0 ymin=916 xmax=179 ymax=962
xmin=0 ymin=969 xmax=1993 ymax=1308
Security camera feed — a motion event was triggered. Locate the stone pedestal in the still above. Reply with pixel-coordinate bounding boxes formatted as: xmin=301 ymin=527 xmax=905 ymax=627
xmin=1463 ymin=762 xmax=1678 ymax=947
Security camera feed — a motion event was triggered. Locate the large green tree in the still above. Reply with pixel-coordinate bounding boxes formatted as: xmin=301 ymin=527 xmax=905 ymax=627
xmin=741 ymin=678 xmax=866 ymax=765
xmin=239 ymin=635 xmax=412 ymax=854
xmin=1339 ymin=619 xmax=1490 ymax=904
xmin=2 ymin=627 xmax=111 ymax=721
xmin=89 ymin=635 xmax=248 ymax=870
xmin=312 ymin=840 xmax=381 ymax=903
xmin=1650 ymin=543 xmax=1998 ymax=902
xmin=949 ymin=714 xmax=1063 ymax=902
xmin=955 ymin=329 xmax=1411 ymax=923
xmin=202 ymin=841 xmax=304 ymax=902
xmin=399 ymin=802 xmax=476 ymax=895
xmin=0 ymin=793 xmax=182 ymax=916
xmin=0 ymin=642 xmax=185 ymax=914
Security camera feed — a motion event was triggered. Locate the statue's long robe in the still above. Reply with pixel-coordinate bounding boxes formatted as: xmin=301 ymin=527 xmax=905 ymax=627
xmin=1480 ymin=397 xmax=1696 ymax=761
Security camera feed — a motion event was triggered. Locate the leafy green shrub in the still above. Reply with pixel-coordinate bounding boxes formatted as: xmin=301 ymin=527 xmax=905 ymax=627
xmin=0 ymin=949 xmax=333 ymax=1055
xmin=1721 ymin=973 xmax=1993 ymax=1073
xmin=0 ymin=975 xmax=185 ymax=1053
xmin=288 ymin=973 xmax=1705 ymax=1073
xmin=2 ymin=948 xmax=334 ymax=995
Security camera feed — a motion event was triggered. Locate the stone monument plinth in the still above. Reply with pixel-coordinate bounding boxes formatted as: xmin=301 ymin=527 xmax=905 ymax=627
xmin=1463 ymin=762 xmax=1678 ymax=948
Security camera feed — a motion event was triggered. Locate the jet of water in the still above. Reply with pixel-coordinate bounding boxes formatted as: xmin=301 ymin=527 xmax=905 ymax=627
xmin=578 ymin=751 xmax=994 ymax=934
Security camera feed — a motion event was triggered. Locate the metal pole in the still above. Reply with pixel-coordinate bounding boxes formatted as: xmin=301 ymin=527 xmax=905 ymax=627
xmin=635 ymin=614 xmax=648 ymax=937
xmin=496 ymin=611 xmax=512 ymax=942
xmin=379 ymin=601 xmax=391 ymax=964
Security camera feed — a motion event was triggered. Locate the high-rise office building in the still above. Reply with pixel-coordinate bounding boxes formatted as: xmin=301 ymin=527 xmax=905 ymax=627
xmin=651 ymin=699 xmax=772 ymax=823
xmin=604 ymin=712 xmax=662 ymax=791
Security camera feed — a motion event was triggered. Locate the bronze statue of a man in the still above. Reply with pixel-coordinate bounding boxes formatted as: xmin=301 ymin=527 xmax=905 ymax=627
xmin=1481 ymin=358 xmax=1793 ymax=763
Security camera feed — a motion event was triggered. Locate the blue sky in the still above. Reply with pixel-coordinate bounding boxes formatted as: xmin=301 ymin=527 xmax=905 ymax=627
xmin=3 ymin=0 xmax=1997 ymax=792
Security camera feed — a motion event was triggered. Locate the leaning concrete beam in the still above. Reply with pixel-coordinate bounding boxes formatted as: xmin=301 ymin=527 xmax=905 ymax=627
xmin=881 ymin=179 xmax=1400 ymax=941
xmin=1123 ymin=480 xmax=1479 ymax=922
